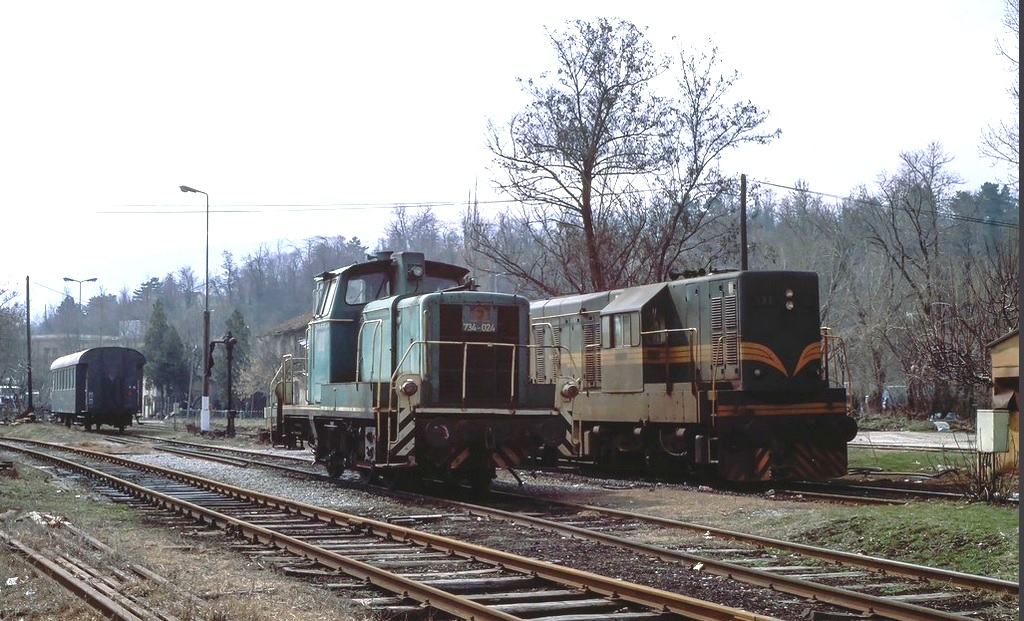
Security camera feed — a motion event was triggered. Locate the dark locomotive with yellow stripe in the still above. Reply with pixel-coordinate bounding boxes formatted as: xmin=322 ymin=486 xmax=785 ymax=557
xmin=530 ymin=270 xmax=857 ymax=482
xmin=272 ymin=251 xmax=571 ymax=490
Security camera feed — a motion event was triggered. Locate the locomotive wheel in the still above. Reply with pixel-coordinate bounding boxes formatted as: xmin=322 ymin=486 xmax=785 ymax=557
xmin=469 ymin=466 xmax=492 ymax=495
xmin=326 ymin=456 xmax=345 ymax=478
xmin=381 ymin=469 xmax=404 ymax=490
xmin=356 ymin=465 xmax=376 ymax=486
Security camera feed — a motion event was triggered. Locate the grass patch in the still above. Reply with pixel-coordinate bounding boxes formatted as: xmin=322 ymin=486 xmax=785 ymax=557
xmin=848 ymin=446 xmax=965 ymax=474
xmin=0 ymin=453 xmax=129 ymax=522
xmin=855 ymin=411 xmax=949 ymax=432
xmin=801 ymin=502 xmax=1019 ymax=581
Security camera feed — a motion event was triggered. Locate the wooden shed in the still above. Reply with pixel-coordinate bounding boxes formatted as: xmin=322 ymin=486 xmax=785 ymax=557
xmin=988 ymin=329 xmax=1019 ymax=474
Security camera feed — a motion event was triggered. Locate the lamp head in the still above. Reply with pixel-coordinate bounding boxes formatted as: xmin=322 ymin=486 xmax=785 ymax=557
xmin=180 ymin=185 xmax=196 ymax=193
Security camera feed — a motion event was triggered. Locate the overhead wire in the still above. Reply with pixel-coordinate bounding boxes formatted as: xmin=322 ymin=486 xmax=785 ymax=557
xmin=749 ymin=178 xmax=1019 ymax=230
xmin=99 ymin=177 xmax=1018 ymax=229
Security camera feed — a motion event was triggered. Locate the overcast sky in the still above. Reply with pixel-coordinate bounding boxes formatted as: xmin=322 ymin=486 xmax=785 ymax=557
xmin=2 ymin=1 xmax=1016 ymax=319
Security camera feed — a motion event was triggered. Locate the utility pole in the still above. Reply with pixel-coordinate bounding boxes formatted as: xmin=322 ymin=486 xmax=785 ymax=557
xmin=210 ymin=332 xmax=239 ymax=437
xmin=740 ymin=173 xmax=748 ymax=270
xmin=25 ymin=276 xmax=33 ymax=416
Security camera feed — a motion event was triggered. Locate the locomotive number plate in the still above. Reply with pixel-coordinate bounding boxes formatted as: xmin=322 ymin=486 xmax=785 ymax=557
xmin=463 ymin=304 xmax=497 ymax=332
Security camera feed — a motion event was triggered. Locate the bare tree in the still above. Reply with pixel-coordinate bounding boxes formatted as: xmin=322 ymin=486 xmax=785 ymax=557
xmin=855 ymin=145 xmax=1017 ymax=414
xmin=858 ymin=143 xmax=962 ymax=312
xmin=474 ymin=20 xmax=779 ymax=295
xmin=980 ymin=0 xmax=1019 ymax=190
xmin=648 ymin=46 xmax=780 ymax=279
xmin=379 ymin=206 xmax=464 ymax=265
xmin=479 ymin=18 xmax=673 ymax=293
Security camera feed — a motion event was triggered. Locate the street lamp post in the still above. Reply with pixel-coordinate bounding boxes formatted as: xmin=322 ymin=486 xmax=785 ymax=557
xmin=62 ymin=276 xmax=97 ymax=308
xmin=180 ymin=185 xmax=211 ymax=433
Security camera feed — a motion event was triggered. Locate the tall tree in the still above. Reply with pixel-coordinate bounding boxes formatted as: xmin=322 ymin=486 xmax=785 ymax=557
xmin=479 ymin=18 xmax=673 ymax=293
xmin=212 ymin=308 xmax=251 ymax=410
xmin=650 ymin=46 xmax=780 ymax=278
xmin=0 ymin=287 xmax=26 ymax=409
xmin=473 ymin=19 xmax=778 ymax=295
xmin=854 ymin=145 xmax=1017 ymax=413
xmin=980 ymin=0 xmax=1019 ymax=190
xmin=142 ymin=300 xmax=189 ymax=414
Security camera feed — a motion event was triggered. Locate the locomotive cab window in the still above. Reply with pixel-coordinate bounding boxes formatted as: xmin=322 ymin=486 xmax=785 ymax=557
xmin=315 ymin=279 xmax=338 ymax=317
xmin=643 ymin=305 xmax=668 ymax=345
xmin=603 ymin=312 xmax=640 ymax=348
xmin=345 ymin=273 xmax=390 ymax=305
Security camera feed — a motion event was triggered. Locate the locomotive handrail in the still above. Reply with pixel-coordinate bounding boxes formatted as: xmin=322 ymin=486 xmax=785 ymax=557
xmin=355 ymin=318 xmax=385 ymax=384
xmin=638 ymin=326 xmax=700 ymax=394
xmin=821 ymin=327 xmax=854 ymax=415
xmin=528 ymin=320 xmax=582 ymax=384
xmin=354 ymin=318 xmax=387 ymax=450
xmin=708 ymin=333 xmax=731 ymax=421
xmin=389 ymin=339 xmax=522 ymax=403
xmin=268 ymin=354 xmax=306 ymax=407
xmin=533 ymin=343 xmax=581 ymax=384
xmin=534 ymin=311 xmax=602 ymax=389
xmin=383 ymin=340 xmax=524 ymax=446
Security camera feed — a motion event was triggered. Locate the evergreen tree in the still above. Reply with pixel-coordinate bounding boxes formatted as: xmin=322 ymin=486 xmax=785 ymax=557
xmin=142 ymin=300 xmax=189 ymax=414
xmin=212 ymin=309 xmax=251 ymax=411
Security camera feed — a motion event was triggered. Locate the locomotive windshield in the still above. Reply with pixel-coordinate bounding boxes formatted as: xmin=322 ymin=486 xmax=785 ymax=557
xmin=345 ymin=273 xmax=390 ymax=305
xmin=344 ymin=272 xmax=462 ymax=305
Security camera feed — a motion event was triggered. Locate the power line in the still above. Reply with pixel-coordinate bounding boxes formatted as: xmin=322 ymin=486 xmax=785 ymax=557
xmin=96 ymin=177 xmax=1018 ymax=229
xmin=100 ymin=197 xmax=514 ymax=215
xmin=751 ymin=178 xmax=1019 ymax=230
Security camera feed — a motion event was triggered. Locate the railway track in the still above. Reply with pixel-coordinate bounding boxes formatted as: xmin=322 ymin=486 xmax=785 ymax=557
xmin=131 ymin=432 xmax=982 ymax=505
xmin=139 ymin=436 xmax=1021 ymax=620
xmin=0 ymin=438 xmax=789 ymax=621
xmin=1 ymin=518 xmax=206 ymax=621
xmin=6 ymin=435 xmax=1016 ymax=620
xmin=464 ymin=490 xmax=1017 ymax=619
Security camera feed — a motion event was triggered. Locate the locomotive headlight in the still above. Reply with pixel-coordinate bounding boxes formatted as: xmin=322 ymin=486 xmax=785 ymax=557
xmin=400 ymin=379 xmax=419 ymax=396
xmin=560 ymin=381 xmax=580 ymax=400
xmin=785 ymin=288 xmax=794 ymax=298
xmin=785 ymin=300 xmax=795 ymax=310
xmin=408 ymin=265 xmax=424 ymax=279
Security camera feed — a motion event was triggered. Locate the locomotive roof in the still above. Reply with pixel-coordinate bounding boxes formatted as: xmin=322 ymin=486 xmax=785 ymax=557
xmin=316 ymin=252 xmax=470 ymax=281
xmin=50 ymin=347 xmax=146 ymax=371
xmin=601 ymin=282 xmax=667 ymax=315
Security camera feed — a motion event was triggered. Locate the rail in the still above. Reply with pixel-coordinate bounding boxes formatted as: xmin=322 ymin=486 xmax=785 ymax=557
xmin=3 ymin=439 xmax=783 ymax=621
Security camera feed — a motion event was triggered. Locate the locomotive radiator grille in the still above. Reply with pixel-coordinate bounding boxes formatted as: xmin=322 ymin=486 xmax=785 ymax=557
xmin=582 ymin=319 xmax=601 ymax=389
xmin=531 ymin=323 xmax=562 ymax=383
xmin=711 ymin=295 xmax=739 ymax=366
xmin=532 ymin=324 xmax=547 ymax=382
xmin=438 ymin=304 xmax=518 ymax=406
